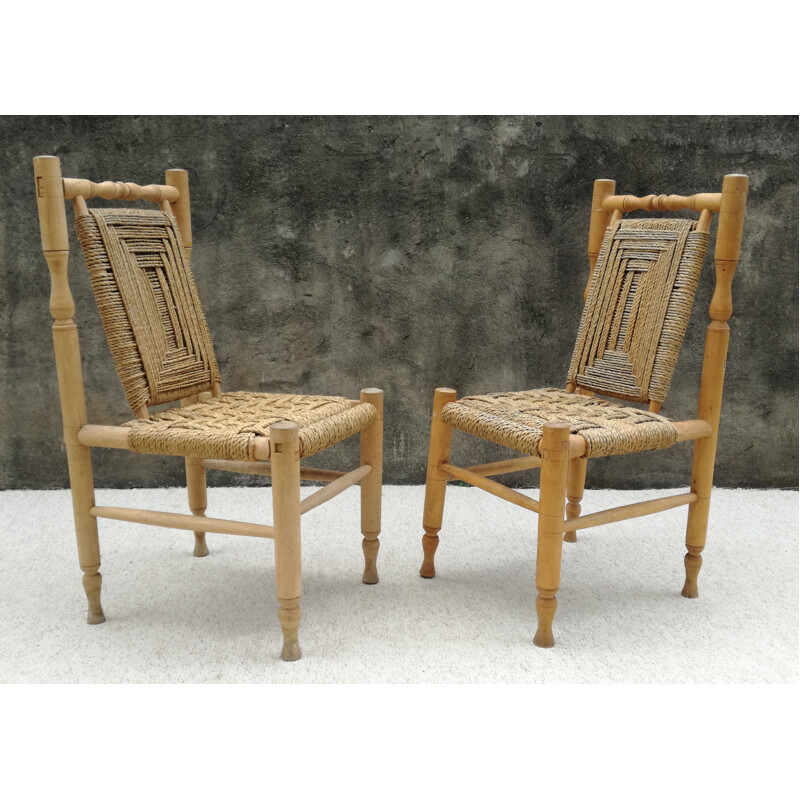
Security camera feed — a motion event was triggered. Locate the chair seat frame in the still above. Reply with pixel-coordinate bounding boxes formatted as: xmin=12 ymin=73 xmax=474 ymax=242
xmin=420 ymin=175 xmax=749 ymax=649
xmin=34 ymin=156 xmax=383 ymax=661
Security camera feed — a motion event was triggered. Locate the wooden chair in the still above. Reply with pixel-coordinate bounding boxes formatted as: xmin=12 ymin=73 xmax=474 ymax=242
xmin=421 ymin=174 xmax=749 ymax=648
xmin=33 ymin=155 xmax=383 ymax=661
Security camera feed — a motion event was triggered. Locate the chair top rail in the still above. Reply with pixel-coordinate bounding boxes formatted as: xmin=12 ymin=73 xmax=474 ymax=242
xmin=602 ymin=192 xmax=722 ymax=213
xmin=62 ymin=177 xmax=180 ymax=203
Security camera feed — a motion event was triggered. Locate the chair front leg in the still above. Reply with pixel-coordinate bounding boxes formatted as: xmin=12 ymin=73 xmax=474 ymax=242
xmin=534 ymin=422 xmax=571 ymax=648
xmin=420 ymin=388 xmax=457 ymax=578
xmin=359 ymin=389 xmax=384 ymax=584
xmin=683 ymin=433 xmax=716 ymax=598
xmin=564 ymin=456 xmax=588 ymax=543
xmin=185 ymin=456 xmax=209 ymax=557
xmin=270 ymin=421 xmax=302 ymax=661
xmin=67 ymin=443 xmax=106 ymax=625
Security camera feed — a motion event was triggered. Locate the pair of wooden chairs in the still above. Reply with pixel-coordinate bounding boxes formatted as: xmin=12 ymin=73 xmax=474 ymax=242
xmin=33 ymin=156 xmax=748 ymax=660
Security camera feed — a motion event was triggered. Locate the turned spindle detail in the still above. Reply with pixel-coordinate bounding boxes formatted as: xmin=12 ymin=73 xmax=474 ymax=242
xmin=185 ymin=455 xmax=209 ymax=558
xmin=683 ymin=174 xmax=748 ymax=599
xmin=564 ymin=457 xmax=588 ymax=544
xmin=62 ymin=177 xmax=179 ymax=203
xmin=360 ymin=389 xmax=383 ymax=584
xmin=534 ymin=423 xmax=570 ymax=648
xmin=602 ymin=192 xmax=722 ymax=213
xmin=35 ymin=156 xmax=106 ymax=626
xmin=271 ymin=422 xmax=303 ymax=661
xmin=420 ymin=388 xmax=458 ymax=578
xmin=681 ymin=549 xmax=703 ymax=599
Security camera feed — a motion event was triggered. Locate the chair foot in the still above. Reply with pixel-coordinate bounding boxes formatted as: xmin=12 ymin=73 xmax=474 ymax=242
xmin=82 ymin=570 xmax=105 ymax=625
xmin=193 ymin=532 xmax=209 ymax=557
xmin=563 ymin=531 xmax=577 ymax=544
xmin=278 ymin=600 xmax=302 ymax=662
xmin=420 ymin=529 xmax=439 ymax=578
xmin=533 ymin=594 xmax=556 ymax=648
xmin=362 ymin=536 xmax=380 ymax=584
xmin=681 ymin=551 xmax=702 ymax=598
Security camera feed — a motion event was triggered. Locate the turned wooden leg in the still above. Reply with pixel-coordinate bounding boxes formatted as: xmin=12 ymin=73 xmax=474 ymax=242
xmin=186 ymin=456 xmax=209 ymax=557
xmin=420 ymin=388 xmax=457 ymax=578
xmin=533 ymin=422 xmax=570 ymax=648
xmin=683 ymin=436 xmax=716 ymax=599
xmin=564 ymin=456 xmax=587 ymax=543
xmin=271 ymin=421 xmax=303 ymax=661
xmin=359 ymin=389 xmax=383 ymax=584
xmin=67 ymin=444 xmax=105 ymax=624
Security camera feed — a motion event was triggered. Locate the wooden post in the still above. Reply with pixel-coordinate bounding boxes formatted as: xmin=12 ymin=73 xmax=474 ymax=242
xmin=165 ymin=169 xmax=192 ymax=262
xmin=683 ymin=174 xmax=748 ymax=598
xmin=533 ymin=422 xmax=570 ymax=648
xmin=420 ymin=388 xmax=458 ymax=578
xmin=359 ymin=389 xmax=383 ymax=584
xmin=270 ymin=421 xmax=302 ymax=661
xmin=583 ymin=178 xmax=616 ymax=301
xmin=186 ymin=457 xmax=209 ymax=557
xmin=164 ymin=168 xmax=223 ymax=397
xmin=181 ymin=394 xmax=209 ymax=557
xmin=34 ymin=155 xmax=105 ymax=625
xmin=563 ymin=456 xmax=587 ymax=543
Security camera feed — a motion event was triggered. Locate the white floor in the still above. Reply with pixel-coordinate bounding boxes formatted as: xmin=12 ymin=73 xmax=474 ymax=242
xmin=0 ymin=486 xmax=796 ymax=683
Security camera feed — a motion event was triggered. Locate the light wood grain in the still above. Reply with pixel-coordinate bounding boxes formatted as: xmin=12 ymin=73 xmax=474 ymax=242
xmin=359 ymin=388 xmax=383 ymax=584
xmin=90 ymin=506 xmax=275 ymax=538
xmin=534 ymin=423 xmax=570 ymax=648
xmin=270 ymin=422 xmax=303 ymax=661
xmin=63 ymin=177 xmax=179 ymax=203
xmin=452 ymin=454 xmax=542 ymax=479
xmin=562 ymin=492 xmax=697 ymax=533
xmin=563 ymin=457 xmax=587 ymax=543
xmin=300 ymin=465 xmax=372 ymax=515
xmin=420 ymin=388 xmax=458 ymax=578
xmin=201 ymin=459 xmax=346 ymax=482
xmin=440 ymin=462 xmax=540 ymax=514
xmin=683 ymin=174 xmax=749 ymax=598
xmin=582 ymin=178 xmax=616 ymax=302
xmin=602 ymin=192 xmax=722 ymax=213
xmin=34 ymin=156 xmax=105 ymax=625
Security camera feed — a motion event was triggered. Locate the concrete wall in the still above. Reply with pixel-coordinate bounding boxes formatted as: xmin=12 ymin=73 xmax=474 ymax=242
xmin=1 ymin=116 xmax=796 ymax=489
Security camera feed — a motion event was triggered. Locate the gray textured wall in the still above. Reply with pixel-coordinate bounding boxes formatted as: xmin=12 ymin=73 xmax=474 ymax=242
xmin=1 ymin=116 xmax=796 ymax=490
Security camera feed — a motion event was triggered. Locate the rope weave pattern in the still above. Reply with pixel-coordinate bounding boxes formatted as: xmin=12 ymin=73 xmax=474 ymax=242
xmin=76 ymin=209 xmax=220 ymax=411
xmin=125 ymin=391 xmax=377 ymax=461
xmin=441 ymin=388 xmax=677 ymax=458
xmin=567 ymin=219 xmax=708 ymax=403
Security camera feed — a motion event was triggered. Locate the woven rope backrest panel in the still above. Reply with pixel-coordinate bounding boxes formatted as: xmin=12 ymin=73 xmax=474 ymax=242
xmin=75 ymin=208 xmax=220 ymax=410
xmin=567 ymin=218 xmax=709 ymax=404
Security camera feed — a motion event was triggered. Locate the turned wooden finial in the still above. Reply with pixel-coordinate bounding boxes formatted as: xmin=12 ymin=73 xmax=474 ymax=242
xmin=709 ymin=174 xmax=749 ymax=325
xmin=585 ymin=179 xmax=616 ymax=301
xmin=165 ymin=169 xmax=192 ymax=261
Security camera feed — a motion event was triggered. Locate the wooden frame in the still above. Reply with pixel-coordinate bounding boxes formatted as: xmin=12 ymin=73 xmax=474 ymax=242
xmin=34 ymin=155 xmax=384 ymax=661
xmin=421 ymin=174 xmax=749 ymax=649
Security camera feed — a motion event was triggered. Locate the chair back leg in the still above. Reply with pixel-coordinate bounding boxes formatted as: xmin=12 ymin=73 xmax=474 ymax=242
xmin=185 ymin=456 xmax=210 ymax=557
xmin=564 ymin=457 xmax=588 ymax=543
xmin=359 ymin=389 xmax=384 ymax=584
xmin=420 ymin=388 xmax=458 ymax=578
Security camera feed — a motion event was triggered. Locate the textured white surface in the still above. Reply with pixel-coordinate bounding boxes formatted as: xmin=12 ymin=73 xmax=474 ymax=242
xmin=0 ymin=486 xmax=796 ymax=683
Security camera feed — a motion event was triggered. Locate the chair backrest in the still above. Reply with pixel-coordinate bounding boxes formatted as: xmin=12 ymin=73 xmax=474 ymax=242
xmin=75 ymin=207 xmax=219 ymax=412
xmin=566 ymin=175 xmax=749 ymax=413
xmin=33 ymin=156 xmax=220 ymax=421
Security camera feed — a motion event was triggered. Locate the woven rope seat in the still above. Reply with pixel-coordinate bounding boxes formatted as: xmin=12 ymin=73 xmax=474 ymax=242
xmin=124 ymin=391 xmax=377 ymax=461
xmin=440 ymin=387 xmax=678 ymax=458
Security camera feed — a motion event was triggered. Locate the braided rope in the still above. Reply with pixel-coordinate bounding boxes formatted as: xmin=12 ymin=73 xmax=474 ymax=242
xmin=76 ymin=208 xmax=220 ymax=411
xmin=125 ymin=391 xmax=377 ymax=460
xmin=441 ymin=388 xmax=677 ymax=458
xmin=567 ymin=219 xmax=708 ymax=403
